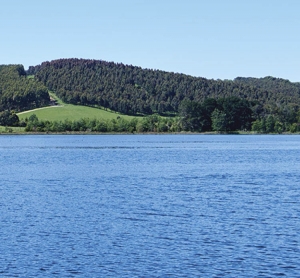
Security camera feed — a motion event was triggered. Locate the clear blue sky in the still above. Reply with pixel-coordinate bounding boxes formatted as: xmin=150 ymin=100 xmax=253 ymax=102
xmin=1 ymin=0 xmax=300 ymax=81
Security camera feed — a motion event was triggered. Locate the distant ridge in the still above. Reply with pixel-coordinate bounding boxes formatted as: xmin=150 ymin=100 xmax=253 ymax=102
xmin=28 ymin=58 xmax=299 ymax=116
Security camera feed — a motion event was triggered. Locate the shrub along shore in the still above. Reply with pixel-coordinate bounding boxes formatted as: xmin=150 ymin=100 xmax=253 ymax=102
xmin=1 ymin=113 xmax=299 ymax=135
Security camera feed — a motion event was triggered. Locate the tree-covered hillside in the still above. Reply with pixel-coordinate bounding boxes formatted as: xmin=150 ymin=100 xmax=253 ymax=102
xmin=0 ymin=65 xmax=49 ymax=112
xmin=234 ymin=76 xmax=300 ymax=95
xmin=234 ymin=76 xmax=300 ymax=108
xmin=31 ymin=58 xmax=300 ymax=117
xmin=1 ymin=59 xmax=298 ymax=133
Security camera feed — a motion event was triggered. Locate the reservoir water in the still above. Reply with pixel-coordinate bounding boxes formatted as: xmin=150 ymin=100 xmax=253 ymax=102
xmin=0 ymin=134 xmax=299 ymax=277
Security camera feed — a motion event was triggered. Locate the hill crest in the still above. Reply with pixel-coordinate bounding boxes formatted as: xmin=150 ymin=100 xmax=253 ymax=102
xmin=29 ymin=58 xmax=300 ymax=116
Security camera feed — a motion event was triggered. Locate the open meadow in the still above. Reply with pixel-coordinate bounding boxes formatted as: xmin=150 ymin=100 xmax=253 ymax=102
xmin=17 ymin=93 xmax=137 ymax=122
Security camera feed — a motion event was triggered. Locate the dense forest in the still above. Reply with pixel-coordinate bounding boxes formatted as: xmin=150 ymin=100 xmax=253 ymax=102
xmin=1 ymin=58 xmax=299 ymax=132
xmin=31 ymin=58 xmax=300 ymax=117
xmin=26 ymin=58 xmax=300 ymax=132
xmin=0 ymin=65 xmax=49 ymax=122
xmin=234 ymin=76 xmax=300 ymax=97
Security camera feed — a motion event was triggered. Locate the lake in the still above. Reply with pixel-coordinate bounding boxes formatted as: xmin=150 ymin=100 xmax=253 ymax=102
xmin=0 ymin=134 xmax=299 ymax=277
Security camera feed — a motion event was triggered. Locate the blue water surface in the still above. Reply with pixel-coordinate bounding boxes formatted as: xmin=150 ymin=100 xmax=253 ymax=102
xmin=0 ymin=134 xmax=299 ymax=277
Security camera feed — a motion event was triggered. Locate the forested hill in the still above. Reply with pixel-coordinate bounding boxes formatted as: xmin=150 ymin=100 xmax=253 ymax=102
xmin=234 ymin=76 xmax=300 ymax=103
xmin=30 ymin=58 xmax=300 ymax=116
xmin=0 ymin=65 xmax=49 ymax=111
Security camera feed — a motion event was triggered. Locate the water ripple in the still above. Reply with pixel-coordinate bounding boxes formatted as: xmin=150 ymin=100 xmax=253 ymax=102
xmin=0 ymin=135 xmax=299 ymax=277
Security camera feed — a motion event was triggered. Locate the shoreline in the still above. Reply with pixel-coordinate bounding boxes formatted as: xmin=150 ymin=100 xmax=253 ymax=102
xmin=0 ymin=131 xmax=299 ymax=136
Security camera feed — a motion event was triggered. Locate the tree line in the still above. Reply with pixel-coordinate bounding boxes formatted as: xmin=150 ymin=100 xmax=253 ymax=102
xmin=31 ymin=58 xmax=300 ymax=118
xmin=23 ymin=114 xmax=180 ymax=133
xmin=0 ymin=65 xmax=49 ymax=112
xmin=1 ymin=59 xmax=299 ymax=132
xmin=179 ymin=96 xmax=300 ymax=133
xmin=22 ymin=96 xmax=300 ymax=133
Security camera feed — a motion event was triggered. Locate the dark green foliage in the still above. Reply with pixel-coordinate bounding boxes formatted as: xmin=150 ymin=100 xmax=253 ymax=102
xmin=0 ymin=59 xmax=297 ymax=133
xmin=0 ymin=65 xmax=49 ymax=112
xmin=215 ymin=97 xmax=253 ymax=131
xmin=234 ymin=76 xmax=300 ymax=102
xmin=211 ymin=109 xmax=228 ymax=132
xmin=27 ymin=65 xmax=42 ymax=76
xmin=31 ymin=58 xmax=300 ymax=117
xmin=179 ymin=97 xmax=253 ymax=132
xmin=234 ymin=76 xmax=300 ymax=114
xmin=179 ymin=101 xmax=201 ymax=131
xmin=179 ymin=100 xmax=214 ymax=132
xmin=0 ymin=110 xmax=19 ymax=126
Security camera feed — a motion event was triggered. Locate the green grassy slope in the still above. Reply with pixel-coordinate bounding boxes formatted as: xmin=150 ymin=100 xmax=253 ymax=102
xmin=17 ymin=92 xmax=137 ymax=122
xmin=0 ymin=126 xmax=25 ymax=133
